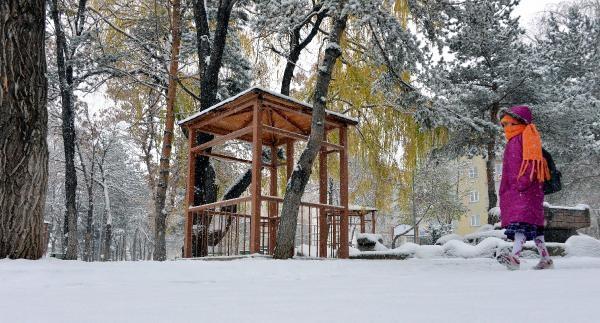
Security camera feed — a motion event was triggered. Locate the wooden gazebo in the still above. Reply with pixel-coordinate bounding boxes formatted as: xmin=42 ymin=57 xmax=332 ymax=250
xmin=178 ymin=87 xmax=358 ymax=258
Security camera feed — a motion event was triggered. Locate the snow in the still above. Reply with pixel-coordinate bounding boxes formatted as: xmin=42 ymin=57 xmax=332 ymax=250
xmin=3 ymin=257 xmax=600 ymax=323
xmin=348 ymin=204 xmax=377 ymax=212
xmin=355 ymin=233 xmax=388 ymax=251
xmin=543 ymin=202 xmax=591 ymax=211
xmin=463 ymin=226 xmax=507 ymax=242
xmin=565 ymin=235 xmax=600 ymax=257
xmin=356 ymin=232 xmax=383 ymax=243
xmin=325 ymin=42 xmax=341 ymax=52
xmin=435 ymin=233 xmax=462 ymax=245
xmin=356 ymin=235 xmax=600 ymax=260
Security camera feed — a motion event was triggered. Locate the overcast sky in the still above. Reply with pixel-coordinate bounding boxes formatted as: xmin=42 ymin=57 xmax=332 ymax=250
xmin=514 ymin=0 xmax=574 ymax=30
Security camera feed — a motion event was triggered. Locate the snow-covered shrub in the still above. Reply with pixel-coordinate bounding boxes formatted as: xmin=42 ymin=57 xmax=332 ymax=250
xmin=565 ymin=235 xmax=600 ymax=257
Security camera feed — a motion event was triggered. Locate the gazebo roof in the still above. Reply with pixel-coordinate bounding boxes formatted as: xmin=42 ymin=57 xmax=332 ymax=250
xmin=177 ymin=87 xmax=357 ymax=146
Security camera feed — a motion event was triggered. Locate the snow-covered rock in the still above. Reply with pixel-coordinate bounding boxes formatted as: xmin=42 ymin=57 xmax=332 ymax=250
xmin=355 ymin=233 xmax=388 ymax=251
xmin=565 ymin=235 xmax=600 ymax=257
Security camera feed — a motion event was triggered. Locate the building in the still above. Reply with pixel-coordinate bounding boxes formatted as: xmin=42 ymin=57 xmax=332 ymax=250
xmin=454 ymin=156 xmax=502 ymax=236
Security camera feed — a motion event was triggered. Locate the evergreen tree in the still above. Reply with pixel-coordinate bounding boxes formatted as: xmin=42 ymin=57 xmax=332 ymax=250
xmin=432 ymin=0 xmax=538 ymax=220
xmin=533 ymin=1 xmax=600 ymax=205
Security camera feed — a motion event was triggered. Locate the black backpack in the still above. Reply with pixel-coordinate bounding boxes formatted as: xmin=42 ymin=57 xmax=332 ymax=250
xmin=542 ymin=148 xmax=562 ymax=195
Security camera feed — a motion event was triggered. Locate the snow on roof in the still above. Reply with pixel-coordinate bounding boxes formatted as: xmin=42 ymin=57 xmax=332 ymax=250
xmin=177 ymin=86 xmax=359 ymax=126
xmin=348 ymin=204 xmax=377 ymax=212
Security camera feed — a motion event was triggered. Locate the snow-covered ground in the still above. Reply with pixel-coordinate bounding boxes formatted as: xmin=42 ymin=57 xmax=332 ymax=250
xmin=2 ymin=257 xmax=600 ymax=323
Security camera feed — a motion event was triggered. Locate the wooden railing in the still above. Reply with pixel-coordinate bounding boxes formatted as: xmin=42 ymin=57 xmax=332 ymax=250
xmin=187 ymin=196 xmax=346 ymax=258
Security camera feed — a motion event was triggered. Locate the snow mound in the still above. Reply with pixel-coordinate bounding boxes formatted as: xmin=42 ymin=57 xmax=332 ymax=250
xmin=442 ymin=237 xmax=510 ymax=258
xmin=435 ymin=234 xmax=462 ymax=245
xmin=355 ymin=233 xmax=388 ymax=251
xmin=415 ymin=245 xmax=444 ymax=258
xmin=356 ymin=233 xmax=384 ymax=243
xmin=565 ymin=235 xmax=600 ymax=257
xmin=392 ymin=242 xmax=419 ymax=255
xmin=464 ymin=228 xmax=506 ymax=242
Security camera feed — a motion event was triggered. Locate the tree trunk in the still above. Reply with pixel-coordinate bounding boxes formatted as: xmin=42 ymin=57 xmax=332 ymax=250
xmin=98 ymin=164 xmax=112 ymax=261
xmin=273 ymin=5 xmax=348 ymax=259
xmin=486 ymin=102 xmax=500 ymax=224
xmin=131 ymin=229 xmax=138 ymax=261
xmin=102 ymin=223 xmax=111 ymax=261
xmin=280 ymin=5 xmax=327 ymax=96
xmin=190 ymin=0 xmax=237 ymax=256
xmin=153 ymin=0 xmax=182 ymax=261
xmin=0 ymin=0 xmax=48 ymax=259
xmin=412 ymin=169 xmax=418 ymax=243
xmin=76 ymin=143 xmax=95 ymax=261
xmin=51 ymin=0 xmax=87 ymax=260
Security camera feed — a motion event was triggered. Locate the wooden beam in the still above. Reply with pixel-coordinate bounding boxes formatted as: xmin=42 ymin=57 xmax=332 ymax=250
xmin=261 ymin=95 xmax=350 ymax=127
xmin=339 ymin=126 xmax=349 ymax=259
xmin=250 ymin=102 xmax=263 ymax=254
xmin=188 ymin=95 xmax=257 ymax=130
xmin=270 ymin=108 xmax=308 ymax=135
xmin=188 ymin=196 xmax=252 ymax=212
xmin=360 ymin=215 xmax=366 ymax=234
xmin=261 ymin=195 xmax=345 ymax=211
xmin=262 ymin=125 xmax=343 ymax=151
xmin=198 ymin=151 xmax=252 ymax=165
xmin=372 ymin=211 xmax=376 ymax=234
xmin=262 ymin=101 xmax=344 ymax=129
xmin=190 ymin=126 xmax=253 ymax=154
xmin=198 ymin=151 xmax=275 ymax=168
xmin=184 ymin=128 xmax=196 ymax=258
xmin=239 ymin=111 xmax=255 ymax=129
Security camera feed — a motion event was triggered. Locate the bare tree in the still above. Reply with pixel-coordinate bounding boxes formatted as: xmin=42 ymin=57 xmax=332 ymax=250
xmin=153 ymin=0 xmax=183 ymax=261
xmin=50 ymin=0 xmax=90 ymax=260
xmin=0 ymin=0 xmax=48 ymax=259
xmin=274 ymin=1 xmax=348 ymax=259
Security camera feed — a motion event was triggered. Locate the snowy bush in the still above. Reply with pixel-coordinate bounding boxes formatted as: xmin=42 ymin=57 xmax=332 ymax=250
xmin=565 ymin=235 xmax=600 ymax=257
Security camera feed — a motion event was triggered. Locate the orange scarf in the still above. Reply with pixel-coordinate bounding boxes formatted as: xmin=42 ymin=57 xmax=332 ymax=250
xmin=501 ymin=115 xmax=551 ymax=183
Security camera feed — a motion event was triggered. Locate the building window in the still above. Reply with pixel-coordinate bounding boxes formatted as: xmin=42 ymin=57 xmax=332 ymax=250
xmin=470 ymin=215 xmax=480 ymax=227
xmin=468 ymin=166 xmax=478 ymax=178
xmin=469 ymin=191 xmax=479 ymax=203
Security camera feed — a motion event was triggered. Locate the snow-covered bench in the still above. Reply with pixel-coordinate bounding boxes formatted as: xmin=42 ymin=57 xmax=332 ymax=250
xmin=544 ymin=204 xmax=591 ymax=242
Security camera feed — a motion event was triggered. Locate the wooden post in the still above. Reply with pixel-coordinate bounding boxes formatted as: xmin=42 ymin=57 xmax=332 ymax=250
xmin=318 ymin=148 xmax=328 ymax=257
xmin=250 ymin=99 xmax=263 ymax=253
xmin=184 ymin=128 xmax=196 ymax=258
xmin=360 ymin=215 xmax=366 ymax=233
xmin=268 ymin=145 xmax=278 ymax=254
xmin=339 ymin=126 xmax=349 ymax=258
xmin=372 ymin=211 xmax=376 ymax=234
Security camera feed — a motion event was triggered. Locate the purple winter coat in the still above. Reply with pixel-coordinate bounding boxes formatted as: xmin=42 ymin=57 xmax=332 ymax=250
xmin=499 ymin=106 xmax=545 ymax=227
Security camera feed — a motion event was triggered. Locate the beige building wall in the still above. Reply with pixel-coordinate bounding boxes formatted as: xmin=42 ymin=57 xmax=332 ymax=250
xmin=454 ymin=156 xmax=502 ymax=236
